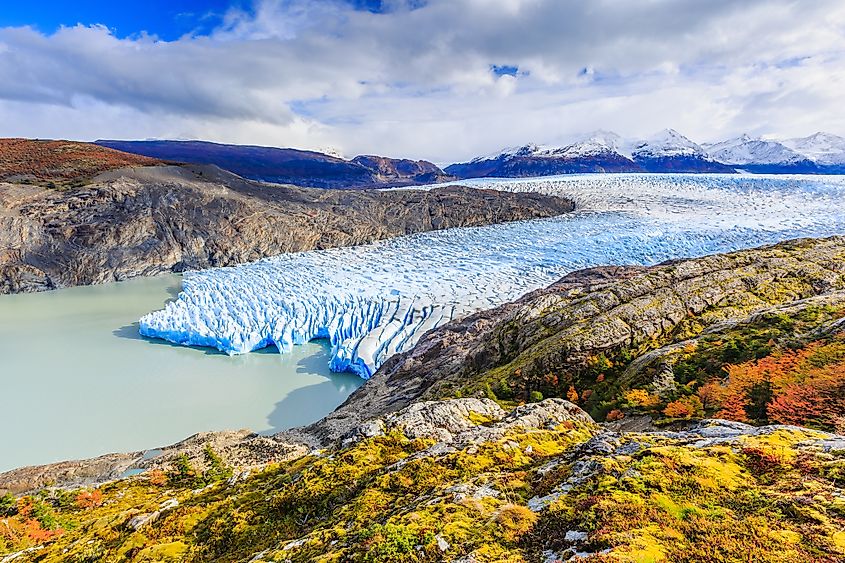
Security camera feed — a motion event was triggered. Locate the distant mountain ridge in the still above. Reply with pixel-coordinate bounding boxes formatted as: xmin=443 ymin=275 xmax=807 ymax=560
xmin=95 ymin=140 xmax=455 ymax=189
xmin=446 ymin=130 xmax=845 ymax=178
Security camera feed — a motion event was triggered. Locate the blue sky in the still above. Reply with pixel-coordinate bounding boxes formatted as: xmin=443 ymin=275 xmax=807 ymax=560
xmin=0 ymin=0 xmax=842 ymax=161
xmin=0 ymin=1 xmax=243 ymax=39
xmin=0 ymin=1 xmax=401 ymax=38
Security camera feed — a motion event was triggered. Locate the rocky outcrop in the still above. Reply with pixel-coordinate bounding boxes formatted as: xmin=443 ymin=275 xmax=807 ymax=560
xmin=341 ymin=397 xmax=593 ymax=446
xmin=350 ymin=155 xmax=455 ymax=185
xmin=0 ymin=164 xmax=574 ymax=293
xmin=0 ymin=398 xmax=591 ymax=495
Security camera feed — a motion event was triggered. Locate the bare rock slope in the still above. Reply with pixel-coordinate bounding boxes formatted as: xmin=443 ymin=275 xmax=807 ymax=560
xmin=0 ymin=164 xmax=573 ymax=293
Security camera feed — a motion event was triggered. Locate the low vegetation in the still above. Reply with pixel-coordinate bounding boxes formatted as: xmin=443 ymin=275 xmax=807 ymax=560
xmin=1 ymin=417 xmax=842 ymax=561
xmin=461 ymin=301 xmax=845 ymax=432
xmin=0 ymin=139 xmax=162 ymax=187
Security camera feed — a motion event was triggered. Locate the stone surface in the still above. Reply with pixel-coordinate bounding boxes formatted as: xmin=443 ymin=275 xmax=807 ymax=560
xmin=0 ymin=164 xmax=573 ymax=293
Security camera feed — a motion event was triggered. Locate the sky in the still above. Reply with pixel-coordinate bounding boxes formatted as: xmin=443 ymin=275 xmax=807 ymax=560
xmin=0 ymin=0 xmax=843 ymax=163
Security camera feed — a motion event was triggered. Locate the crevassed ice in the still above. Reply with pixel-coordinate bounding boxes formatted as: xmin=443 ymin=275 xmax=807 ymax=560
xmin=140 ymin=173 xmax=845 ymax=378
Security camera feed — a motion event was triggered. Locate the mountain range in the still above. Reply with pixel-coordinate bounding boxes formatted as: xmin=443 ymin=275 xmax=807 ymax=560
xmin=82 ymin=131 xmax=845 ymax=188
xmin=95 ymin=140 xmax=455 ymax=189
xmin=445 ymin=129 xmax=845 ymax=178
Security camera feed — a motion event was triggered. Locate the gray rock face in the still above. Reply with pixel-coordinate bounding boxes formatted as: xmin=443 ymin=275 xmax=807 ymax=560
xmin=343 ymin=397 xmax=506 ymax=444
xmin=0 ymin=164 xmax=574 ymax=293
xmin=342 ymin=398 xmax=595 ymax=462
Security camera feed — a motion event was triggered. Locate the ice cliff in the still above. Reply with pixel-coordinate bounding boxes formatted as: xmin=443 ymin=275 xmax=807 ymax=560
xmin=140 ymin=173 xmax=845 ymax=378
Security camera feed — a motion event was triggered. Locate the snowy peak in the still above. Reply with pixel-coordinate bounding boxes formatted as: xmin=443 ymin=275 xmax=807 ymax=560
xmin=632 ymin=129 xmax=704 ymax=158
xmin=704 ymin=135 xmax=807 ymax=165
xmin=449 ymin=129 xmax=845 ymax=179
xmin=560 ymin=130 xmax=627 ymax=158
xmin=783 ymin=132 xmax=845 ymax=165
xmin=472 ymin=131 xmax=627 ymax=163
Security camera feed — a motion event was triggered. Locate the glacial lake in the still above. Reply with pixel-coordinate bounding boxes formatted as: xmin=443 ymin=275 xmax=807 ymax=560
xmin=0 ymin=274 xmax=362 ymax=472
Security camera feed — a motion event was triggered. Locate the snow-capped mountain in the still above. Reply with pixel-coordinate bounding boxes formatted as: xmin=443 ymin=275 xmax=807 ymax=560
xmin=446 ymin=131 xmax=641 ymax=178
xmin=631 ymin=129 xmax=703 ymax=158
xmin=704 ymin=135 xmax=805 ymax=165
xmin=629 ymin=129 xmax=734 ymax=173
xmin=702 ymin=134 xmax=818 ymax=173
xmin=446 ymin=129 xmax=845 ymax=180
xmin=782 ymin=132 xmax=845 ymax=166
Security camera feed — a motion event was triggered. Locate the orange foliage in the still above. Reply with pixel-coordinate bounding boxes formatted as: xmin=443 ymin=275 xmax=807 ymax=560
xmin=715 ymin=343 xmax=845 ymax=429
xmin=623 ymin=389 xmax=661 ymax=408
xmin=696 ymin=381 xmax=728 ymax=410
xmin=148 ymin=469 xmax=168 ymax=486
xmin=3 ymin=498 xmax=64 ymax=545
xmin=566 ymin=386 xmax=579 ymax=403
xmin=75 ymin=490 xmax=103 ymax=509
xmin=605 ymin=409 xmax=625 ymax=421
xmin=663 ymin=396 xmax=703 ymax=419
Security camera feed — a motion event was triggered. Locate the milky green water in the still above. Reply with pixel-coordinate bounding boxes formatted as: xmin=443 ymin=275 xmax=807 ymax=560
xmin=0 ymin=275 xmax=362 ymax=472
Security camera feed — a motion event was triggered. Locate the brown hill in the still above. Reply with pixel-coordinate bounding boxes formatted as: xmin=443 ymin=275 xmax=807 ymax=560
xmin=0 ymin=139 xmax=162 ymax=187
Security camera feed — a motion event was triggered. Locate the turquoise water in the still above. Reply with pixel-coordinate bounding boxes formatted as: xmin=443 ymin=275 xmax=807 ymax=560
xmin=0 ymin=275 xmax=361 ymax=472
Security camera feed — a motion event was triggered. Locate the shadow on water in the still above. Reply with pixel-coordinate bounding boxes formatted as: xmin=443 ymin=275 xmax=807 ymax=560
xmin=296 ymin=340 xmax=332 ymax=374
xmin=112 ymin=323 xmax=361 ymax=434
xmin=112 ymin=322 xmax=227 ymax=356
xmin=262 ymin=346 xmax=363 ymax=435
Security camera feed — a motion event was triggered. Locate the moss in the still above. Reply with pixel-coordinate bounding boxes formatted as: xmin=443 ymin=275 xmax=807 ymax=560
xmin=2 ymin=417 xmax=842 ymax=562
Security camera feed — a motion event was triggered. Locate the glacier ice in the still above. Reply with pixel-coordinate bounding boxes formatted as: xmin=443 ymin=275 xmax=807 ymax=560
xmin=140 ymin=173 xmax=845 ymax=379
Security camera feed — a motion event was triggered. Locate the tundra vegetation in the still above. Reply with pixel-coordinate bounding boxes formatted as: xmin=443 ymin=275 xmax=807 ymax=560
xmin=1 ymin=415 xmax=843 ymax=562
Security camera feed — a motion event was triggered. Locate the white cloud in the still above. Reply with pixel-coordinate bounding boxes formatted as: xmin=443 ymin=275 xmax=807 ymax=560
xmin=0 ymin=0 xmax=843 ymax=162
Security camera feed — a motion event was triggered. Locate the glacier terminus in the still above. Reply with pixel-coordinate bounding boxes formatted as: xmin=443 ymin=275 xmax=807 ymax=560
xmin=139 ymin=173 xmax=845 ymax=378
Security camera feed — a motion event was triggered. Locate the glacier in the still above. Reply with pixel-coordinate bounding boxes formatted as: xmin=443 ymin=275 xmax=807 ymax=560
xmin=140 ymin=173 xmax=845 ymax=379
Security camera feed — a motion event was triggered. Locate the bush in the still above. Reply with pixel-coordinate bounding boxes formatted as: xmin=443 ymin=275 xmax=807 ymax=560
xmin=202 ymin=446 xmax=233 ymax=483
xmin=168 ymin=454 xmax=200 ymax=487
xmin=496 ymin=504 xmax=538 ymax=542
xmin=663 ymin=396 xmax=703 ymax=419
xmin=361 ymin=523 xmax=433 ymax=562
xmin=0 ymin=493 xmax=17 ymax=517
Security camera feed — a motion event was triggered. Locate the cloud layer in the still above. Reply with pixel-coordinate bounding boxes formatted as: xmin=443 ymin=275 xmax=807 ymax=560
xmin=1 ymin=0 xmax=843 ymax=162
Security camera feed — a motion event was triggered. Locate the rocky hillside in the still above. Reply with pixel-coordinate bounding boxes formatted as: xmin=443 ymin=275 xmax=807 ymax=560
xmin=0 ymin=139 xmax=163 ymax=187
xmin=95 ymin=140 xmax=455 ymax=188
xmin=0 ymin=164 xmax=572 ymax=294
xmin=305 ymin=236 xmax=845 ymax=443
xmin=1 ymin=398 xmax=842 ymax=561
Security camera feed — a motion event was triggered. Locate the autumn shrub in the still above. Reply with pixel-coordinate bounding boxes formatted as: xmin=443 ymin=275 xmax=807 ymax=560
xmin=623 ymin=389 xmax=661 ymax=409
xmin=742 ymin=446 xmax=788 ymax=476
xmin=714 ymin=341 xmax=845 ymax=431
xmin=495 ymin=504 xmax=538 ymax=542
xmin=605 ymin=409 xmax=625 ymax=422
xmin=663 ymin=395 xmax=703 ymax=419
xmin=74 ymin=489 xmax=103 ymax=509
